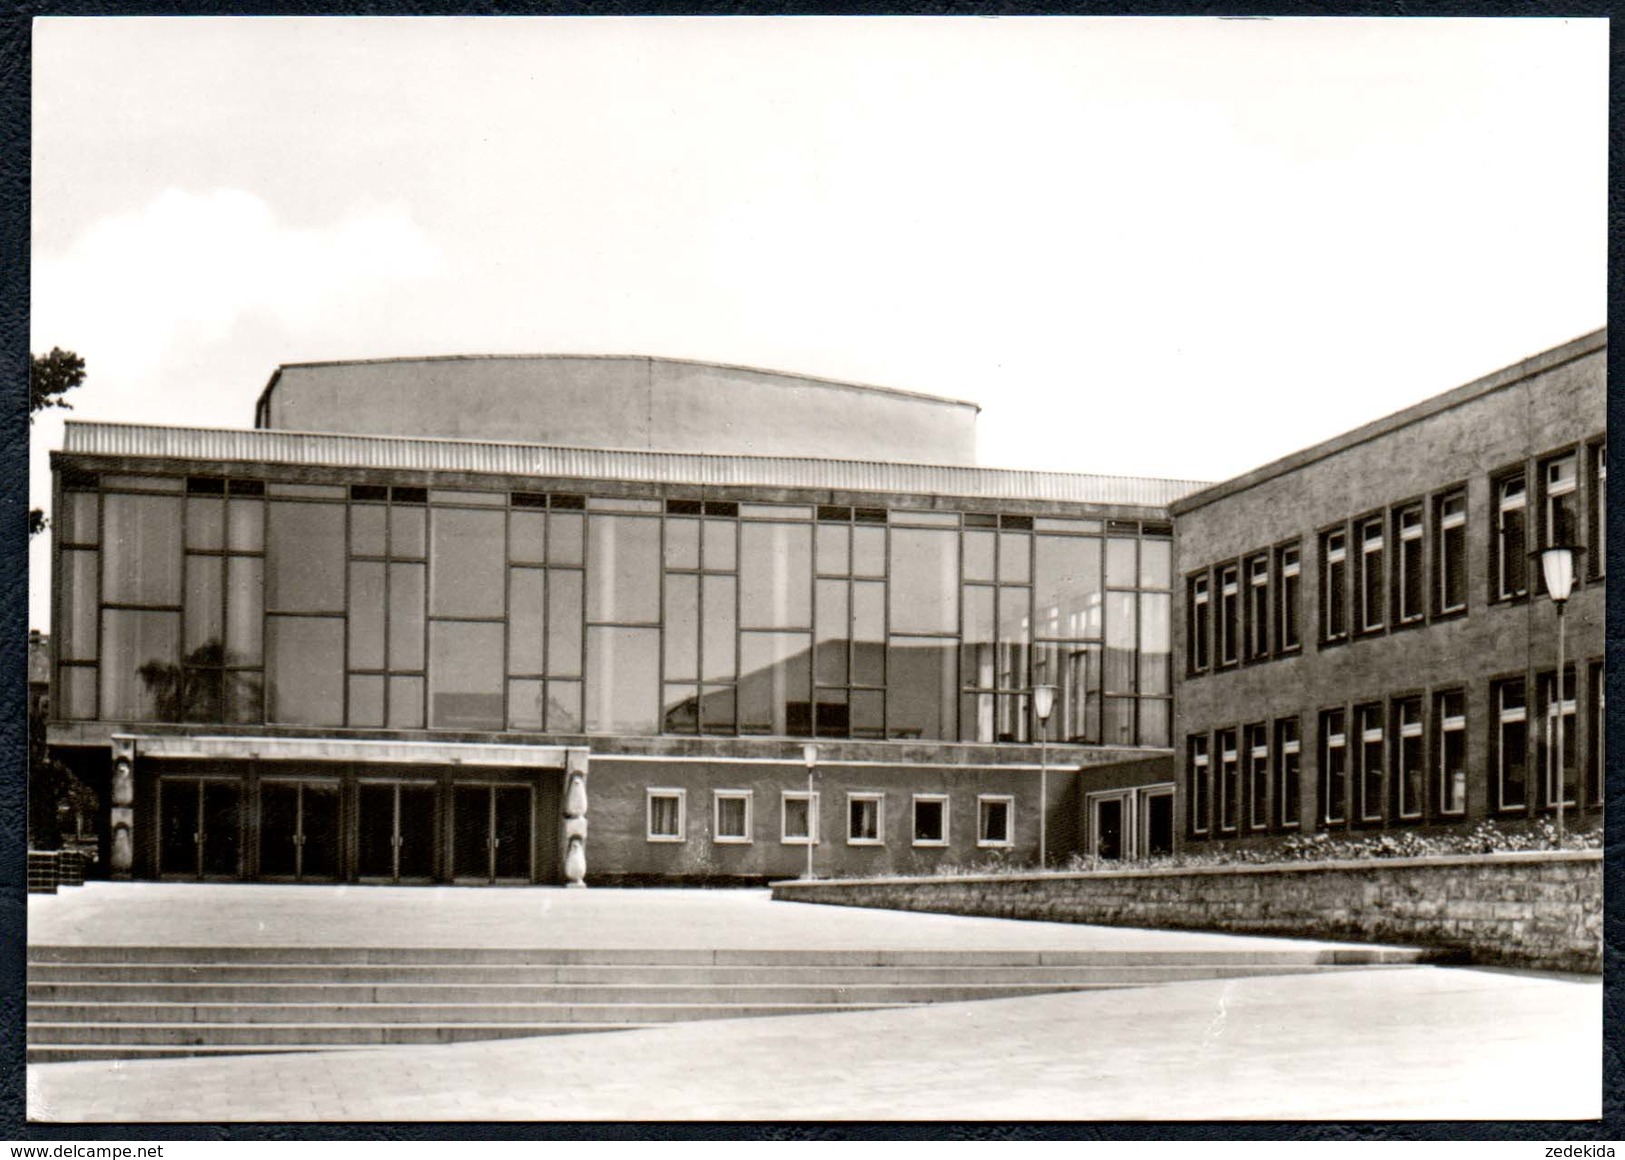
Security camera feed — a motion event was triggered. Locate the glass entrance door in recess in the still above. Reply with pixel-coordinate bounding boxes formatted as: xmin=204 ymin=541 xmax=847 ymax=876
xmin=258 ymin=780 xmax=341 ymax=881
xmin=452 ymin=784 xmax=533 ymax=883
xmin=356 ymin=781 xmax=437 ymax=882
xmin=158 ymin=777 xmax=243 ymax=879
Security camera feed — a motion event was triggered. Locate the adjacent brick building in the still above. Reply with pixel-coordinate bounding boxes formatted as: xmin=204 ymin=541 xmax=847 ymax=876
xmin=1171 ymin=330 xmax=1605 ymax=847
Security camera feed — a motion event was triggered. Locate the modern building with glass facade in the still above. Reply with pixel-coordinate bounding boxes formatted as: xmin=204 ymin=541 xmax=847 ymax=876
xmin=1172 ymin=329 xmax=1605 ymax=848
xmin=47 ymin=356 xmax=1195 ymax=885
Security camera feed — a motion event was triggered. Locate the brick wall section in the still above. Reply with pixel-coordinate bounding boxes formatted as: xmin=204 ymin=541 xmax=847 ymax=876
xmin=772 ymin=850 xmax=1601 ymax=973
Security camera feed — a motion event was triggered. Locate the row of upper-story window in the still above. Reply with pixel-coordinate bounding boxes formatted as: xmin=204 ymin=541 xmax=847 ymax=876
xmin=1184 ymin=437 xmax=1605 ymax=676
xmin=1185 ymin=660 xmax=1604 ymax=840
xmin=51 ymin=471 xmax=1175 ymax=746
xmin=645 ymin=787 xmax=1016 ymax=848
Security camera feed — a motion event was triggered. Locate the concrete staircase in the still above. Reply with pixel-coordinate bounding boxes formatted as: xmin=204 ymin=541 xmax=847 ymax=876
xmin=27 ymin=943 xmax=1430 ymax=1062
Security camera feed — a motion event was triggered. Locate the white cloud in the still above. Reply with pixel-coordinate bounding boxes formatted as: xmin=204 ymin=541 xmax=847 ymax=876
xmin=31 ymin=188 xmax=442 ymax=385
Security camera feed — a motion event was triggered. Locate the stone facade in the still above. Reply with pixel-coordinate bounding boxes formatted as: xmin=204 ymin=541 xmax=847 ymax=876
xmin=772 ymin=850 xmax=1602 ymax=973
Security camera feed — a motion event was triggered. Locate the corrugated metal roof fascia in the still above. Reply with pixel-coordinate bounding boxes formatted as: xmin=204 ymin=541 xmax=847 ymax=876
xmin=59 ymin=422 xmax=1208 ymax=506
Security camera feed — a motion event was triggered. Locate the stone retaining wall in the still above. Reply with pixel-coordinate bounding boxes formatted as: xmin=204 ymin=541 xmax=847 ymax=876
xmin=772 ymin=851 xmax=1602 ymax=973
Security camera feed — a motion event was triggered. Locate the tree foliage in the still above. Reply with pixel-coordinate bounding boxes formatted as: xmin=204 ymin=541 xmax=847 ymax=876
xmin=30 ymin=347 xmax=86 ymax=536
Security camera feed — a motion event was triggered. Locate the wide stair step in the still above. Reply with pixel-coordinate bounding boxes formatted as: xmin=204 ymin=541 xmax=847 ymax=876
xmin=28 ymin=943 xmax=1433 ymax=1062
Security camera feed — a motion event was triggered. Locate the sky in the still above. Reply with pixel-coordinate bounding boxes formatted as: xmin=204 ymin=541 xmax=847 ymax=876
xmin=28 ymin=16 xmax=1606 ymax=631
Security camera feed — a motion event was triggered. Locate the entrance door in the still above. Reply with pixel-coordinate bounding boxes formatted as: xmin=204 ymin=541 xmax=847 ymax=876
xmin=357 ymin=782 xmax=438 ymax=883
xmin=1142 ymin=790 xmax=1174 ymax=857
xmin=159 ymin=777 xmax=243 ymax=879
xmin=452 ymin=784 xmax=534 ymax=884
xmin=259 ymin=780 xmax=342 ymax=881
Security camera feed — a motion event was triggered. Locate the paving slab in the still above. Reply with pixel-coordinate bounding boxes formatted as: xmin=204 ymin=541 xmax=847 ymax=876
xmin=28 ymin=966 xmax=1599 ymax=1122
xmin=28 ymin=882 xmax=1419 ymax=954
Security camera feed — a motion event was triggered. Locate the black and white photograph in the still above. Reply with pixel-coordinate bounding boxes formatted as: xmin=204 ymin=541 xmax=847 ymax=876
xmin=20 ymin=14 xmax=1607 ymax=1131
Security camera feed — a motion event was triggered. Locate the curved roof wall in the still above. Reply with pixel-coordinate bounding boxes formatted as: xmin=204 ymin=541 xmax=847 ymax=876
xmin=257 ymin=355 xmax=980 ymax=466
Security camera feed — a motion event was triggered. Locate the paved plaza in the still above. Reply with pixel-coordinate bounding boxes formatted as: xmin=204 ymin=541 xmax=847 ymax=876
xmin=25 ymin=885 xmax=1603 ymax=1122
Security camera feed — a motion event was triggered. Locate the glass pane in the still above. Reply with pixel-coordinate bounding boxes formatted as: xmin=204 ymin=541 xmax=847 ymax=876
xmin=59 ymin=549 xmax=99 ymax=662
xmin=200 ymin=781 xmax=241 ymax=877
xmin=1140 ymin=698 xmax=1171 ymax=747
xmin=357 ymin=784 xmax=395 ymax=878
xmin=547 ymin=568 xmax=583 ymax=677
xmin=588 ymin=515 xmax=661 ymax=624
xmin=184 ymin=556 xmax=223 ymax=655
xmin=301 ymin=783 xmax=342 ymax=879
xmin=885 ymin=637 xmax=956 ymax=740
xmin=390 ymin=505 xmax=426 ymax=558
xmin=350 ymin=503 xmax=387 ymax=557
xmin=852 ymin=526 xmax=886 ymax=578
xmin=961 ymin=586 xmax=995 ymax=689
xmin=509 ymin=509 xmax=546 ymax=565
xmin=700 ymin=684 xmax=736 ymax=734
xmin=816 ymin=579 xmax=849 ymax=686
xmin=431 ymin=508 xmax=505 ymax=618
xmin=225 ymin=556 xmax=262 ymax=665
xmin=664 ymin=684 xmax=700 ymax=734
xmin=586 ymin=626 xmax=660 ymax=733
xmin=889 ymin=528 xmax=958 ymax=634
xmin=1104 ymin=591 xmax=1137 ymax=693
xmin=160 ymin=780 xmax=197 ymax=876
xmin=852 ymin=689 xmax=884 ymax=739
xmin=702 ymin=518 xmax=736 ymax=571
xmin=227 ymin=498 xmax=263 ymax=553
xmin=1105 ymin=538 xmax=1137 ymax=589
xmin=259 ymin=784 xmax=299 ymax=877
xmin=1033 ymin=640 xmax=1101 ymax=744
xmin=851 ymin=581 xmax=885 ymax=686
xmin=963 ymin=530 xmax=994 ymax=583
xmin=59 ymin=490 xmax=99 ymax=545
xmin=388 ymin=675 xmax=424 ymax=729
xmin=266 ymin=616 xmax=344 ymax=726
xmin=103 ymin=494 xmax=183 ymax=606
xmin=1139 ymin=539 xmax=1172 ymax=590
xmin=1035 ymin=535 xmax=1101 ymax=639
xmin=181 ymin=669 xmax=223 ymax=723
xmin=389 ymin=563 xmax=426 ymax=670
xmin=814 ymin=687 xmax=849 ymax=737
xmin=453 ymin=786 xmax=490 ymax=880
xmin=508 ymin=568 xmax=546 ymax=675
xmin=1103 ymin=697 xmax=1136 ymax=747
xmin=429 ymin=621 xmax=504 ymax=730
xmin=1139 ymin=592 xmax=1171 ymax=695
xmin=59 ymin=665 xmax=97 ymax=720
xmin=548 ymin=680 xmax=582 ymax=732
xmin=398 ymin=785 xmax=436 ymax=878
xmin=664 ymin=574 xmax=699 ymax=682
xmin=224 ymin=670 xmax=263 ymax=724
xmin=508 ymin=678 xmax=545 ymax=730
xmin=185 ymin=496 xmax=223 ymax=552
xmin=701 ymin=574 xmax=736 ymax=682
xmin=265 ymin=502 xmax=345 ymax=612
xmin=816 ymin=524 xmax=850 ymax=576
xmin=740 ymin=523 xmax=813 ymax=629
xmin=100 ymin=609 xmax=181 ymax=721
xmin=665 ymin=518 xmax=700 ymax=570
xmin=348 ymin=561 xmax=386 ymax=670
xmin=738 ymin=631 xmax=813 ymax=735
xmin=349 ymin=674 xmax=384 ymax=726
xmin=998 ymin=532 xmax=1030 ymax=584
xmin=493 ymin=786 xmax=531 ymax=879
xmin=549 ymin=512 xmax=584 ymax=566
xmin=999 ymin=586 xmax=1031 ymax=645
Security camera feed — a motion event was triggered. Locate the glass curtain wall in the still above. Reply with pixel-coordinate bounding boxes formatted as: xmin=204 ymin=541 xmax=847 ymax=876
xmin=65 ymin=474 xmax=1175 ymax=746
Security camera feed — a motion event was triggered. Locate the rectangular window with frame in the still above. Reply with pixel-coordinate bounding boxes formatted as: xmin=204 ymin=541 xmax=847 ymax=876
xmin=1320 ymin=708 xmax=1347 ymax=826
xmin=1217 ymin=564 xmax=1239 ymax=667
xmin=1587 ymin=662 xmax=1604 ymax=807
xmin=781 ymin=791 xmax=820 ymax=845
xmin=1394 ymin=697 xmax=1424 ymax=821
xmin=1540 ymin=452 xmax=1579 ymax=553
xmin=1494 ymin=473 xmax=1528 ymax=601
xmin=1537 ymin=668 xmax=1577 ymax=809
xmin=1216 ymin=728 xmax=1238 ymax=833
xmin=912 ymin=794 xmax=949 ymax=846
xmin=1321 ymin=528 xmax=1348 ymax=643
xmin=646 ymin=788 xmax=686 ymax=842
xmin=1275 ymin=543 xmax=1301 ymax=653
xmin=1187 ymin=734 xmax=1210 ymax=837
xmin=1244 ymin=722 xmax=1269 ymax=830
xmin=1187 ymin=572 xmax=1211 ymax=674
xmin=1274 ymin=717 xmax=1301 ymax=829
xmin=1356 ymin=517 xmax=1385 ymax=633
xmin=1244 ymin=554 xmax=1270 ymax=661
xmin=1493 ymin=679 xmax=1528 ymax=811
xmin=1356 ymin=702 xmax=1384 ymax=822
xmin=1434 ymin=490 xmax=1467 ymax=615
xmin=1393 ymin=504 xmax=1425 ymax=626
xmin=1435 ymin=690 xmax=1467 ymax=816
xmin=713 ymin=790 xmax=752 ymax=844
xmin=1588 ymin=440 xmax=1605 ymax=578
xmin=977 ymin=795 xmax=1014 ymax=847
xmin=847 ymin=793 xmax=884 ymax=845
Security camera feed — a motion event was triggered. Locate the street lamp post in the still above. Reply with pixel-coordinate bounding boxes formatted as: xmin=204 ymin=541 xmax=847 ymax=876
xmin=1532 ymin=544 xmax=1585 ymax=845
xmin=1032 ymin=684 xmax=1057 ymax=869
xmin=802 ymin=743 xmax=818 ymax=880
